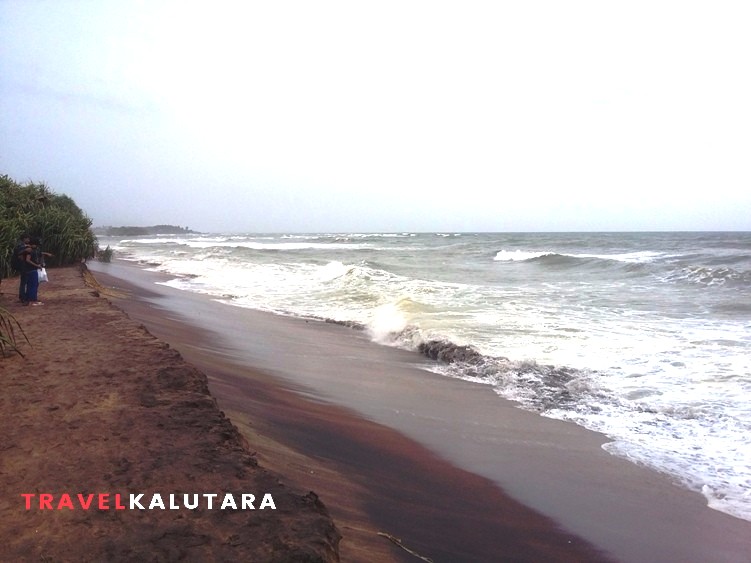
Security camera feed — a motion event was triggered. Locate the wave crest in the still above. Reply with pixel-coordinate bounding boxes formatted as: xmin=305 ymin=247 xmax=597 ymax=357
xmin=493 ymin=250 xmax=558 ymax=262
xmin=494 ymin=249 xmax=664 ymax=266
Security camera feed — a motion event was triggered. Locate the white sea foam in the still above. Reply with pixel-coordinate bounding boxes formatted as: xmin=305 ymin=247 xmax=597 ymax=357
xmin=578 ymin=250 xmax=665 ymax=263
xmin=367 ymin=302 xmax=410 ymax=344
xmin=493 ymin=250 xmax=555 ymax=261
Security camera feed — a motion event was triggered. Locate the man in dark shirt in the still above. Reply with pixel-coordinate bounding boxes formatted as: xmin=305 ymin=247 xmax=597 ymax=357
xmin=13 ymin=233 xmax=30 ymax=302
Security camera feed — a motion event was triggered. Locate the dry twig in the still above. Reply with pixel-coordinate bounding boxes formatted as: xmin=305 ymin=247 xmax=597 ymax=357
xmin=377 ymin=532 xmax=434 ymax=562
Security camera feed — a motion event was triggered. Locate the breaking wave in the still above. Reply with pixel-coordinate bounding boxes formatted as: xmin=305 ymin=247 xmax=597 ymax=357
xmin=494 ymin=249 xmax=664 ymax=265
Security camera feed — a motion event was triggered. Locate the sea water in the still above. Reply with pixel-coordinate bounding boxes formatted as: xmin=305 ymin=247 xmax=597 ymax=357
xmin=99 ymin=231 xmax=751 ymax=522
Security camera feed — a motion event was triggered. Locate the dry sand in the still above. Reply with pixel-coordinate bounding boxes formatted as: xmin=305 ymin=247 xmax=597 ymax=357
xmin=0 ymin=266 xmax=339 ymax=561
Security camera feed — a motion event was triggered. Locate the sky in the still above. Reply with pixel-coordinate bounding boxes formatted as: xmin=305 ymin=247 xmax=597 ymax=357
xmin=1 ymin=0 xmax=750 ymax=233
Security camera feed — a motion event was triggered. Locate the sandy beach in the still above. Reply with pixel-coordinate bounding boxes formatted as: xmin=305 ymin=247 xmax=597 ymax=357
xmin=2 ymin=263 xmax=750 ymax=562
xmin=0 ymin=265 xmax=339 ymax=562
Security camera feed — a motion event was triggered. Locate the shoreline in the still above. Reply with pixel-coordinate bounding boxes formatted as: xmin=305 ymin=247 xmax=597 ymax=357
xmin=88 ymin=263 xmax=609 ymax=561
xmin=88 ymin=260 xmax=751 ymax=562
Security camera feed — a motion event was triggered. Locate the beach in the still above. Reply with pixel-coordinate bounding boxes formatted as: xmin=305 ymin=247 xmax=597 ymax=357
xmin=2 ymin=263 xmax=750 ymax=562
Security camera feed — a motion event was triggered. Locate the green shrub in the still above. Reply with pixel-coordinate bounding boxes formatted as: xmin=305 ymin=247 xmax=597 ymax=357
xmin=0 ymin=174 xmax=97 ymax=278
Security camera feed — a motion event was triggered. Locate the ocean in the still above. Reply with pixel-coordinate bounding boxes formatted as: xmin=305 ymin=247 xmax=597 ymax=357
xmin=100 ymin=231 xmax=751 ymax=522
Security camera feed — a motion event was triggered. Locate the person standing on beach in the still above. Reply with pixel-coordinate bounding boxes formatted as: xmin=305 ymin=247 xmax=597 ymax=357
xmin=20 ymin=238 xmax=44 ymax=306
xmin=13 ymin=233 xmax=30 ymax=302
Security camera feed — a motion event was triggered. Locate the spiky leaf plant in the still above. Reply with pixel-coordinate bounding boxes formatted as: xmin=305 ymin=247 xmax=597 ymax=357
xmin=1 ymin=174 xmax=97 ymax=278
xmin=0 ymin=306 xmax=28 ymax=357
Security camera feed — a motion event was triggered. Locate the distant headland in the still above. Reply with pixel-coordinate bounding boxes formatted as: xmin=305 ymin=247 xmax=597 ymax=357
xmin=93 ymin=225 xmax=197 ymax=236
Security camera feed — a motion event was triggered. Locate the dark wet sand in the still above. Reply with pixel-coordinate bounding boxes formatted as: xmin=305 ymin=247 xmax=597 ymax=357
xmin=90 ymin=260 xmax=751 ymax=562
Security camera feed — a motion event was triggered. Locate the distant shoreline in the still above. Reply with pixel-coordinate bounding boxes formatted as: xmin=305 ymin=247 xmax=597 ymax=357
xmin=93 ymin=224 xmax=197 ymax=236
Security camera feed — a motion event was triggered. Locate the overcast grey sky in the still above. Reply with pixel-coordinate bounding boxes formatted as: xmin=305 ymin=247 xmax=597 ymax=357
xmin=1 ymin=1 xmax=750 ymax=233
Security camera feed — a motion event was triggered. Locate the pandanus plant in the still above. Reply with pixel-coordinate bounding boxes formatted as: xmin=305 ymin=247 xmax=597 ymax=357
xmin=28 ymin=205 xmax=97 ymax=266
xmin=0 ymin=175 xmax=97 ymax=277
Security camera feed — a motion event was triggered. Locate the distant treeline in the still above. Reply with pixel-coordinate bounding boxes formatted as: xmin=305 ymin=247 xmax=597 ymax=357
xmin=94 ymin=225 xmax=197 ymax=236
xmin=1 ymin=174 xmax=97 ymax=279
